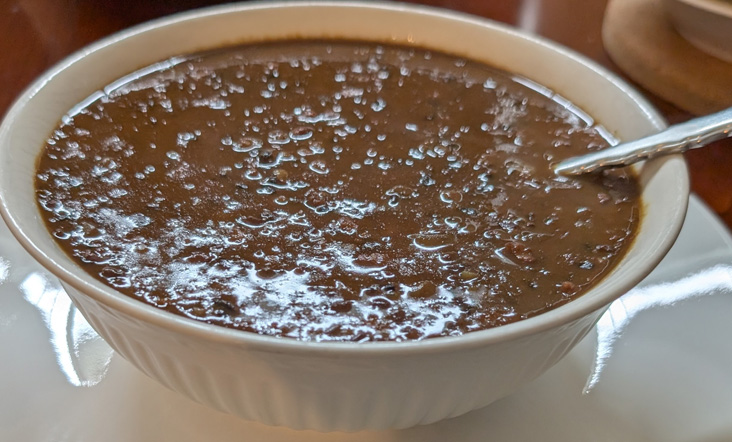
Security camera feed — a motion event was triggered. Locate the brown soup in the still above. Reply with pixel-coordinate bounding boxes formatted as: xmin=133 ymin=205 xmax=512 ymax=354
xmin=35 ymin=40 xmax=640 ymax=342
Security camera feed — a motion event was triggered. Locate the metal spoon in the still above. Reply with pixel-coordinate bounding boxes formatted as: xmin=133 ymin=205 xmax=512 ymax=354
xmin=554 ymin=106 xmax=732 ymax=175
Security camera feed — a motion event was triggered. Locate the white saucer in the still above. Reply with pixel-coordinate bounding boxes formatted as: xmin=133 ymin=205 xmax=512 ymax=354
xmin=1 ymin=195 xmax=731 ymax=441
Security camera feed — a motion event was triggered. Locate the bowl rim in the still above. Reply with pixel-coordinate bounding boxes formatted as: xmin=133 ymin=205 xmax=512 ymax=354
xmin=0 ymin=0 xmax=689 ymax=355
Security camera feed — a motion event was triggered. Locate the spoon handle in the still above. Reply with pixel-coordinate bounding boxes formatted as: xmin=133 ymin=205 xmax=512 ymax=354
xmin=554 ymin=106 xmax=732 ymax=175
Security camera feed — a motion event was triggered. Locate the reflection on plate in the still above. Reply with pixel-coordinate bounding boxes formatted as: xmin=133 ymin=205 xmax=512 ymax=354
xmin=1 ymin=196 xmax=732 ymax=441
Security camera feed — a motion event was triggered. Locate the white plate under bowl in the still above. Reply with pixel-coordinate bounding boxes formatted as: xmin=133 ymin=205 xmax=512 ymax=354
xmin=1 ymin=195 xmax=730 ymax=441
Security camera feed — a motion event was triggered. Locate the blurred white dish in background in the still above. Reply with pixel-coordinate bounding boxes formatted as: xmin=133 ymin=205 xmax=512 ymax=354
xmin=662 ymin=0 xmax=732 ymax=62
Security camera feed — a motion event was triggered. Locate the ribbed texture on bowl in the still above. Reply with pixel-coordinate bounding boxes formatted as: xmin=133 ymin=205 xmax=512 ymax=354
xmin=65 ymin=282 xmax=599 ymax=431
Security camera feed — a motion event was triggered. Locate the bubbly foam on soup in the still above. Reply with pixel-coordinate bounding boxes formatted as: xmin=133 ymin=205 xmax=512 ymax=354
xmin=36 ymin=41 xmax=639 ymax=341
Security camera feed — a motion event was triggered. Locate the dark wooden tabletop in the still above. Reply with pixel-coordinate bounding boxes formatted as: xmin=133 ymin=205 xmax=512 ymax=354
xmin=2 ymin=0 xmax=731 ymax=228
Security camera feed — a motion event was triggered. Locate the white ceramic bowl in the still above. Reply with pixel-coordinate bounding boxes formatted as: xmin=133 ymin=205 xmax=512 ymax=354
xmin=0 ymin=1 xmax=689 ymax=432
xmin=663 ymin=0 xmax=732 ymax=62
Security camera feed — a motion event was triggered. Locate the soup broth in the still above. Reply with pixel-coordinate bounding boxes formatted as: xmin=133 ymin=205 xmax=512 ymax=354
xmin=35 ymin=41 xmax=640 ymax=342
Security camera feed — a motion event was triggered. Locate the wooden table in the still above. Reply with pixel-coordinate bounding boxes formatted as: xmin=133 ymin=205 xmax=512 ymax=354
xmin=2 ymin=0 xmax=730 ymax=229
